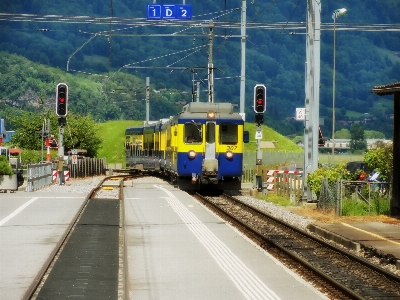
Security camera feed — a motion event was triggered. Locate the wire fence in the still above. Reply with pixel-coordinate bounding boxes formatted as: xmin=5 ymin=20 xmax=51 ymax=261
xmin=318 ymin=179 xmax=391 ymax=216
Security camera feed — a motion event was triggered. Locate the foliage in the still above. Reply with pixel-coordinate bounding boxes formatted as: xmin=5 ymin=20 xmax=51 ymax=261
xmin=0 ymin=1 xmax=398 ymax=139
xmin=19 ymin=149 xmax=59 ymax=164
xmin=335 ymin=128 xmax=351 ymax=139
xmin=342 ymin=198 xmax=390 ymax=216
xmin=7 ymin=109 xmax=102 ymax=158
xmin=350 ymin=123 xmax=367 ymax=152
xmin=307 ymin=164 xmax=351 ymax=196
xmin=0 ymin=155 xmax=13 ymax=175
xmin=365 ymin=130 xmax=385 ymax=139
xmin=364 ymin=142 xmax=393 ymax=182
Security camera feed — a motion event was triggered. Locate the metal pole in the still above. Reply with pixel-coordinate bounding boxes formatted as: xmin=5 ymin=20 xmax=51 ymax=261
xmin=58 ymin=124 xmax=65 ymax=185
xmin=304 ymin=0 xmax=321 ymax=201
xmin=256 ymin=126 xmax=262 ymax=191
xmin=239 ymin=0 xmax=246 ymax=115
xmin=146 ymin=77 xmax=150 ymax=124
xmin=332 ymin=18 xmax=336 ymax=156
xmin=196 ymin=82 xmax=200 ymax=102
xmin=207 ymin=21 xmax=214 ymax=103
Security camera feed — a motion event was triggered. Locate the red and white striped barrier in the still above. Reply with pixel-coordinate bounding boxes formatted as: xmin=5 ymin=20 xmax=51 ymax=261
xmin=52 ymin=170 xmax=70 ymax=182
xmin=265 ymin=169 xmax=303 ymax=190
xmin=265 ymin=170 xmax=279 ymax=190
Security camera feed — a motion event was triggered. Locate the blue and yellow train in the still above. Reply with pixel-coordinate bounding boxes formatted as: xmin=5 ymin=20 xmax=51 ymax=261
xmin=125 ymin=102 xmax=249 ymax=190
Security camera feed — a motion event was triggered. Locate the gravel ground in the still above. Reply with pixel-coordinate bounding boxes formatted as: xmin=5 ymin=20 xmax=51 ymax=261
xmin=37 ymin=177 xmax=105 ymax=194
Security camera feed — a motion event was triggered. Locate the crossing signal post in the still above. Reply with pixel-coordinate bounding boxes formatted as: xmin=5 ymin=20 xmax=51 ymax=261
xmin=253 ymin=84 xmax=267 ymax=193
xmin=55 ymin=83 xmax=68 ymax=185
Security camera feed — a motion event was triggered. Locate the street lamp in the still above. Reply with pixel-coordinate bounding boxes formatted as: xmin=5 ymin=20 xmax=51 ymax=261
xmin=332 ymin=8 xmax=347 ymax=156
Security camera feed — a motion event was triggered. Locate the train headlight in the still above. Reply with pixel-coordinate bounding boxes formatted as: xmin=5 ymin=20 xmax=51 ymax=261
xmin=207 ymin=110 xmax=215 ymax=119
xmin=188 ymin=150 xmax=196 ymax=159
xmin=225 ymin=151 xmax=233 ymax=160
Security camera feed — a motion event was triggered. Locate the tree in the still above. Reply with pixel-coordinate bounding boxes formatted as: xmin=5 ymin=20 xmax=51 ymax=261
xmin=350 ymin=123 xmax=367 ymax=152
xmin=364 ymin=142 xmax=393 ymax=182
xmin=8 ymin=110 xmax=102 ymax=158
xmin=335 ymin=128 xmax=351 ymax=139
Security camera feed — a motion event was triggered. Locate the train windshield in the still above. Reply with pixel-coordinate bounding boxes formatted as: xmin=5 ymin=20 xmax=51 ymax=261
xmin=219 ymin=123 xmax=238 ymax=144
xmin=184 ymin=123 xmax=201 ymax=143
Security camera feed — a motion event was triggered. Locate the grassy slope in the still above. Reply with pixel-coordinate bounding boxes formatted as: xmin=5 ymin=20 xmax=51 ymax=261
xmin=97 ymin=120 xmax=142 ymax=163
xmin=98 ymin=120 xmax=302 ymax=163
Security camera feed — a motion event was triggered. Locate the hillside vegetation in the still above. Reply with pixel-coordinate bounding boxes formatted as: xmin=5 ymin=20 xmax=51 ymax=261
xmin=0 ymin=0 xmax=398 ymax=139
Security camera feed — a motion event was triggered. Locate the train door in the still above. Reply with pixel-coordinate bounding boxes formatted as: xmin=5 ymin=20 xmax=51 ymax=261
xmin=203 ymin=121 xmax=218 ymax=175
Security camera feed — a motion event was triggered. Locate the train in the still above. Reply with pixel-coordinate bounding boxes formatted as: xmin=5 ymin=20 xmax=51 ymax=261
xmin=125 ymin=102 xmax=249 ymax=190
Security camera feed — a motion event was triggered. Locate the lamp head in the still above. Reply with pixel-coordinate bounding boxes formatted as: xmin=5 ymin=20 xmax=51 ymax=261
xmin=332 ymin=8 xmax=347 ymax=20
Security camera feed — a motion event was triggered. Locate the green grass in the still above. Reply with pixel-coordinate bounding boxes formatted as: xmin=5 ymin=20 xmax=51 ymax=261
xmin=318 ymin=153 xmax=364 ymax=165
xmin=244 ymin=123 xmax=302 ymax=152
xmin=258 ymin=194 xmax=293 ymax=206
xmin=97 ymin=120 xmax=142 ymax=163
xmin=342 ymin=197 xmax=390 ymax=216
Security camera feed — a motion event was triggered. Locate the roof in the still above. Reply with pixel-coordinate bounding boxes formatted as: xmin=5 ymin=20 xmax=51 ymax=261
xmin=371 ymin=82 xmax=400 ymax=96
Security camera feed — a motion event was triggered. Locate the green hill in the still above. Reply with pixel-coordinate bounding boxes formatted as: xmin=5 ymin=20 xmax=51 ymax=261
xmin=98 ymin=120 xmax=302 ymax=164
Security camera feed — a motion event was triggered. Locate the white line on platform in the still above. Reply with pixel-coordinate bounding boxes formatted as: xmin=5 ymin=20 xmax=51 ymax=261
xmin=155 ymin=185 xmax=281 ymax=300
xmin=0 ymin=197 xmax=39 ymax=226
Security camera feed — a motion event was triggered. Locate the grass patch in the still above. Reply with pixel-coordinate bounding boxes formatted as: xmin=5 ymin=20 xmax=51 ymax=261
xmin=244 ymin=123 xmax=302 ymax=153
xmin=258 ymin=194 xmax=293 ymax=206
xmin=342 ymin=197 xmax=390 ymax=216
xmin=97 ymin=120 xmax=142 ymax=163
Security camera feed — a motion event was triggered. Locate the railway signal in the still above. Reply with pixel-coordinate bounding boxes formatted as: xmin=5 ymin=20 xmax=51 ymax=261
xmin=253 ymin=84 xmax=266 ymax=114
xmin=56 ymin=83 xmax=68 ymax=117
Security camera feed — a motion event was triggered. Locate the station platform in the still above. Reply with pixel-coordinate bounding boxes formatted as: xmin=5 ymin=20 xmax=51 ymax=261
xmin=309 ymin=221 xmax=400 ymax=269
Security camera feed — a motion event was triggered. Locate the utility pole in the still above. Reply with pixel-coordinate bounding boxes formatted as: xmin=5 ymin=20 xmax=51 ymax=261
xmin=303 ymin=0 xmax=321 ymax=201
xmin=239 ymin=0 xmax=246 ymax=116
xmin=146 ymin=77 xmax=150 ymax=124
xmin=207 ymin=21 xmax=214 ymax=103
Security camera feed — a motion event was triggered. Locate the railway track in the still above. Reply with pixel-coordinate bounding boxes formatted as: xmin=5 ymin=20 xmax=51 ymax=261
xmin=195 ymin=192 xmax=400 ymax=300
xmin=23 ymin=175 xmax=132 ymax=300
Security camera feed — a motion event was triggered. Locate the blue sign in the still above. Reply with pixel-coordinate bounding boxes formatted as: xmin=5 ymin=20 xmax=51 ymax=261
xmin=147 ymin=4 xmax=192 ymax=20
xmin=147 ymin=5 xmax=162 ymax=19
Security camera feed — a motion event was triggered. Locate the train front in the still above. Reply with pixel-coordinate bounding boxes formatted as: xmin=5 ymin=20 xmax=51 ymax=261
xmin=176 ymin=102 xmax=247 ymax=191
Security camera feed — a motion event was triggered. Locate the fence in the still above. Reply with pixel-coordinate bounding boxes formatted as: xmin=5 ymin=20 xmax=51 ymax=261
xmin=26 ymin=162 xmax=53 ymax=192
xmin=67 ymin=157 xmax=107 ymax=179
xmin=318 ymin=179 xmax=391 ymax=216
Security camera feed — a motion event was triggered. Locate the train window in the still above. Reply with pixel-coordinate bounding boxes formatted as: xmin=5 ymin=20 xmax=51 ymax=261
xmin=206 ymin=122 xmax=216 ymax=144
xmin=185 ymin=123 xmax=200 ymax=143
xmin=220 ymin=123 xmax=238 ymax=144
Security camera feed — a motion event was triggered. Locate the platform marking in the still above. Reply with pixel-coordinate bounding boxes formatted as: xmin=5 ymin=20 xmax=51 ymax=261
xmin=155 ymin=185 xmax=281 ymax=300
xmin=0 ymin=197 xmax=39 ymax=226
xmin=341 ymin=223 xmax=400 ymax=246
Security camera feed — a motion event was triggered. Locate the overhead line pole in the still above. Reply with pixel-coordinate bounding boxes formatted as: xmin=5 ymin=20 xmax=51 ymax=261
xmin=304 ymin=0 xmax=321 ymax=201
xmin=239 ymin=0 xmax=246 ymax=116
xmin=208 ymin=20 xmax=214 ymax=103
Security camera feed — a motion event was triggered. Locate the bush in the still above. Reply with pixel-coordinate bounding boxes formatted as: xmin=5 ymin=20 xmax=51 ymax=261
xmin=0 ymin=156 xmax=13 ymax=175
xmin=307 ymin=164 xmax=351 ymax=197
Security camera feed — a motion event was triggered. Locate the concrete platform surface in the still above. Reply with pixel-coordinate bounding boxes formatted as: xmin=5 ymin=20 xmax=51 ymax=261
xmin=309 ymin=221 xmax=400 ymax=264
